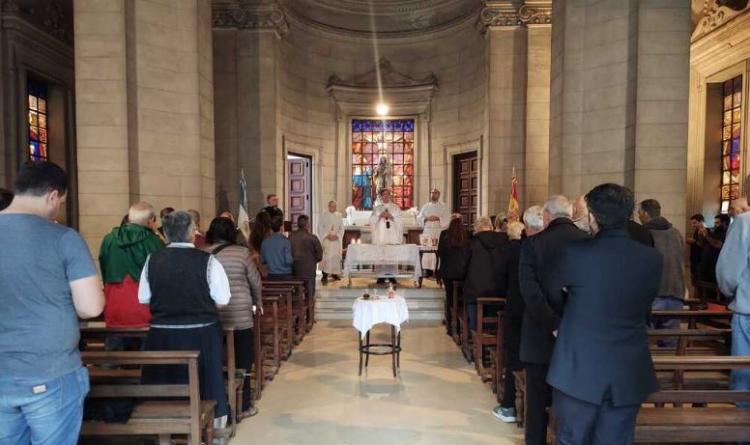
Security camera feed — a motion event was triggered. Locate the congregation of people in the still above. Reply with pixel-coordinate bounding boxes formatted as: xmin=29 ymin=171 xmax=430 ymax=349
xmin=0 ymin=161 xmax=341 ymax=444
xmin=4 ymin=160 xmax=750 ymax=444
xmin=435 ymin=185 xmax=750 ymax=444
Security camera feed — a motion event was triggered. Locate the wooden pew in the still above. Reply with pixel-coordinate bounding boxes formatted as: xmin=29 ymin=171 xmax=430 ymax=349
xmin=451 ymin=280 xmax=463 ymax=345
xmin=547 ymin=356 xmax=750 ymax=444
xmin=252 ymin=309 xmax=265 ymax=400
xmin=80 ymin=351 xmax=215 ymax=445
xmin=264 ymin=279 xmax=308 ymax=342
xmin=651 ymin=309 xmax=732 ymax=330
xmin=262 ymin=282 xmax=297 ymax=353
xmin=79 ymin=325 xmax=244 ymax=437
xmin=259 ymin=293 xmax=282 ymax=379
xmin=472 ymin=297 xmax=505 ymax=381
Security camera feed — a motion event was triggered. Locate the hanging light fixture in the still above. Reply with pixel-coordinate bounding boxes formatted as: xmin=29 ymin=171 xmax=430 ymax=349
xmin=376 ymin=102 xmax=390 ymax=117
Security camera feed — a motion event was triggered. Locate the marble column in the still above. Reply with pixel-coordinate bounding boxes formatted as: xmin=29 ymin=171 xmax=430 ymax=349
xmin=75 ymin=0 xmax=215 ymax=253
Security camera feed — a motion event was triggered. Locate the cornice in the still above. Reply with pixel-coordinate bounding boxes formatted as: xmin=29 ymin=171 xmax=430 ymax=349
xmin=212 ymin=0 xmax=289 ymax=38
xmin=692 ymin=0 xmax=750 ymax=43
xmin=477 ymin=0 xmax=551 ymax=32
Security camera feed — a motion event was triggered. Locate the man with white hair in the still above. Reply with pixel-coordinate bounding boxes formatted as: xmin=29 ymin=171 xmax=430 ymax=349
xmin=572 ymin=195 xmax=589 ymax=232
xmin=418 ymin=188 xmax=450 ymax=273
xmin=523 ymin=205 xmax=544 ymax=236
xmin=99 ymin=202 xmax=165 ymax=328
xmin=519 ymin=195 xmax=589 ymax=445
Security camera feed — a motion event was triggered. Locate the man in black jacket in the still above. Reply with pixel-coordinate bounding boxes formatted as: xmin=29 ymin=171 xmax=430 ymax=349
xmin=519 ymin=195 xmax=589 ymax=445
xmin=548 ymin=183 xmax=662 ymax=444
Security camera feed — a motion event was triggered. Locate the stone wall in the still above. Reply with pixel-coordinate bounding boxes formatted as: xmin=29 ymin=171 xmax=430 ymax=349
xmin=75 ymin=0 xmax=215 ymax=253
xmin=549 ymin=0 xmax=690 ymax=232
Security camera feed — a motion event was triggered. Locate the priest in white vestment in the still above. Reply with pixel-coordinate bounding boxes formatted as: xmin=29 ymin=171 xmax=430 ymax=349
xmin=318 ymin=200 xmax=344 ymax=283
xmin=417 ymin=188 xmax=450 ymax=271
xmin=369 ymin=189 xmax=403 ymax=283
xmin=369 ymin=189 xmax=403 ymax=246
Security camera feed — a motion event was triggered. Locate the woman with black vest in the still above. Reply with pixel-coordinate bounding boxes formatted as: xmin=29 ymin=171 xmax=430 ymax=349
xmin=137 ymin=210 xmax=232 ymax=429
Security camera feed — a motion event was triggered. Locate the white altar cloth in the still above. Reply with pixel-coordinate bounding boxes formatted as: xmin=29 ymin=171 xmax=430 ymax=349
xmin=352 ymin=296 xmax=409 ymax=339
xmin=343 ymin=244 xmax=422 ymax=279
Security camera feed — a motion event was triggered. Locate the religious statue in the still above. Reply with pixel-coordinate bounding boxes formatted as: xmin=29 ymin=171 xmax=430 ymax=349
xmin=372 ymin=155 xmax=393 ymax=204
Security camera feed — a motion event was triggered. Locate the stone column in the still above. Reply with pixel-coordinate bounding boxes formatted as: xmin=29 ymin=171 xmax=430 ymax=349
xmin=74 ymin=0 xmax=130 ymax=250
xmin=549 ymin=0 xmax=690 ymax=230
xmin=212 ymin=1 xmax=287 ymax=214
xmin=480 ymin=1 xmax=528 ymax=216
xmin=522 ymin=2 xmax=552 ymax=207
xmin=75 ymin=0 xmax=215 ymax=253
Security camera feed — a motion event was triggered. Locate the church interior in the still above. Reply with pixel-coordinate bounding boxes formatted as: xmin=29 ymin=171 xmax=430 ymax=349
xmin=2 ymin=0 xmax=750 ymax=444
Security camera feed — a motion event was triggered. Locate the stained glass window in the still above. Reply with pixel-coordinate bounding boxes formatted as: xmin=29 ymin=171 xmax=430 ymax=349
xmin=351 ymin=119 xmax=415 ymax=210
xmin=28 ymin=81 xmax=49 ymax=161
xmin=720 ymin=75 xmax=742 ymax=214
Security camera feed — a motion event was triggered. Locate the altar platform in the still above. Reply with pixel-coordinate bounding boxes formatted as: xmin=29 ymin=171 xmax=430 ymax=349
xmin=315 ymin=277 xmax=444 ymax=321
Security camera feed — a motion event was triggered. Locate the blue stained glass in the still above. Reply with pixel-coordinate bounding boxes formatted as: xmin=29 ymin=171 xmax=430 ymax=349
xmin=732 ymin=138 xmax=741 ymax=154
xmin=392 ymin=120 xmax=403 ymax=131
xmin=30 ymin=141 xmax=40 ymax=160
xmin=372 ymin=120 xmax=383 ymax=132
xmin=384 ymin=120 xmax=393 ymax=131
xmin=404 ymin=120 xmax=414 ymax=132
xmin=363 ymin=120 xmax=373 ymax=132
xmin=353 ymin=120 xmax=363 ymax=132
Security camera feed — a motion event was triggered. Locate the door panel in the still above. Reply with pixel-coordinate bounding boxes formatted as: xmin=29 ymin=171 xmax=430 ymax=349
xmin=287 ymin=155 xmax=312 ymax=229
xmin=453 ymin=151 xmax=478 ymax=227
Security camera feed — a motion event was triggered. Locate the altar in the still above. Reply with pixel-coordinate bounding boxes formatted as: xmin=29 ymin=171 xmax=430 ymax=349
xmin=343 ymin=244 xmax=422 ymax=287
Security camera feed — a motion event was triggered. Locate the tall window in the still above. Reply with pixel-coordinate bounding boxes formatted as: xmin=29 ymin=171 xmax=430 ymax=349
xmin=721 ymin=75 xmax=743 ymax=214
xmin=28 ymin=80 xmax=49 ymax=161
xmin=351 ymin=119 xmax=415 ymax=210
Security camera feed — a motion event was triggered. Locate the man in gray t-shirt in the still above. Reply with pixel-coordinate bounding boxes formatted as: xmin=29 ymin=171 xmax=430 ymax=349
xmin=0 ymin=161 xmax=103 ymax=445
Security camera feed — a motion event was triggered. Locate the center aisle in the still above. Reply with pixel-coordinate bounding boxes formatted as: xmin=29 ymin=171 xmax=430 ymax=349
xmin=234 ymin=321 xmax=522 ymax=444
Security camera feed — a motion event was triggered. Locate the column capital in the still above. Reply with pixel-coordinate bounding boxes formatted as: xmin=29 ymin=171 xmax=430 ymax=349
xmin=477 ymin=0 xmax=551 ymax=32
xmin=212 ymin=0 xmax=289 ymax=38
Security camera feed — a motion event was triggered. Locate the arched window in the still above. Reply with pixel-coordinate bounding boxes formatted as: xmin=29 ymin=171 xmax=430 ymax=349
xmin=351 ymin=118 xmax=415 ymax=210
xmin=27 ymin=80 xmax=49 ymax=161
xmin=720 ymin=75 xmax=742 ymax=214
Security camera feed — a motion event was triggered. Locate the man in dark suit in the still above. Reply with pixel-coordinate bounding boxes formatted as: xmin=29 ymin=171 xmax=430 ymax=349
xmin=548 ymin=183 xmax=662 ymax=444
xmin=520 ymin=195 xmax=589 ymax=445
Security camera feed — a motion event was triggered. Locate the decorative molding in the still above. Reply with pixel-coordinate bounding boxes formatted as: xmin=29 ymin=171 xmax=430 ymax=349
xmin=477 ymin=0 xmax=551 ymax=32
xmin=518 ymin=1 xmax=552 ymax=26
xmin=212 ymin=0 xmax=289 ymax=37
xmin=2 ymin=0 xmax=73 ymax=45
xmin=692 ymin=0 xmax=750 ymax=42
xmin=327 ymin=57 xmax=438 ymax=117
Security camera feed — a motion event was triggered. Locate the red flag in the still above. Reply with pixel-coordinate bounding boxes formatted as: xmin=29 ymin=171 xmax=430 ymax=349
xmin=508 ymin=167 xmax=520 ymax=222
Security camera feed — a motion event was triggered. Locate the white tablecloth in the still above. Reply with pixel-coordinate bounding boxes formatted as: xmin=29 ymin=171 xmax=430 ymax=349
xmin=352 ymin=296 xmax=409 ymax=339
xmin=344 ymin=244 xmax=422 ymax=279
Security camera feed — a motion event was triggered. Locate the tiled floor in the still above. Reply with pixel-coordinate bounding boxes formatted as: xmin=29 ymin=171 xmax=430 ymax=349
xmin=234 ymin=321 xmax=522 ymax=444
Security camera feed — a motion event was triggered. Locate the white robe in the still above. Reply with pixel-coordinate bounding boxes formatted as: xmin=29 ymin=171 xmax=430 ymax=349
xmin=417 ymin=201 xmax=450 ymax=270
xmin=369 ymin=202 xmax=403 ymax=277
xmin=318 ymin=211 xmax=344 ymax=275
xmin=369 ymin=203 xmax=403 ymax=246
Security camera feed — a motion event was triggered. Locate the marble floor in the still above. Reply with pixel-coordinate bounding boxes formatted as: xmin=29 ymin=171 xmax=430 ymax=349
xmin=234 ymin=321 xmax=522 ymax=445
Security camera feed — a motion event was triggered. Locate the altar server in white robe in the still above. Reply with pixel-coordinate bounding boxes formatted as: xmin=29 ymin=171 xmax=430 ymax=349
xmin=418 ymin=188 xmax=450 ymax=272
xmin=369 ymin=189 xmax=403 ymax=283
xmin=319 ymin=200 xmax=344 ymax=283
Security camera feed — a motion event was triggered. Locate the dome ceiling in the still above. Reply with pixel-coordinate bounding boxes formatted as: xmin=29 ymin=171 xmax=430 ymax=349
xmin=282 ymin=0 xmax=483 ymax=37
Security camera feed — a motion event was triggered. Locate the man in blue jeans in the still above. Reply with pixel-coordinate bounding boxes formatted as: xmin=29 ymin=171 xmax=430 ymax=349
xmin=717 ymin=210 xmax=750 ymax=408
xmin=0 ymin=161 xmax=104 ymax=445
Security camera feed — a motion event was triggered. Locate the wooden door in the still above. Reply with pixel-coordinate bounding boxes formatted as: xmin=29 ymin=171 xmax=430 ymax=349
xmin=453 ymin=151 xmax=478 ymax=226
xmin=287 ymin=155 xmax=312 ymax=229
